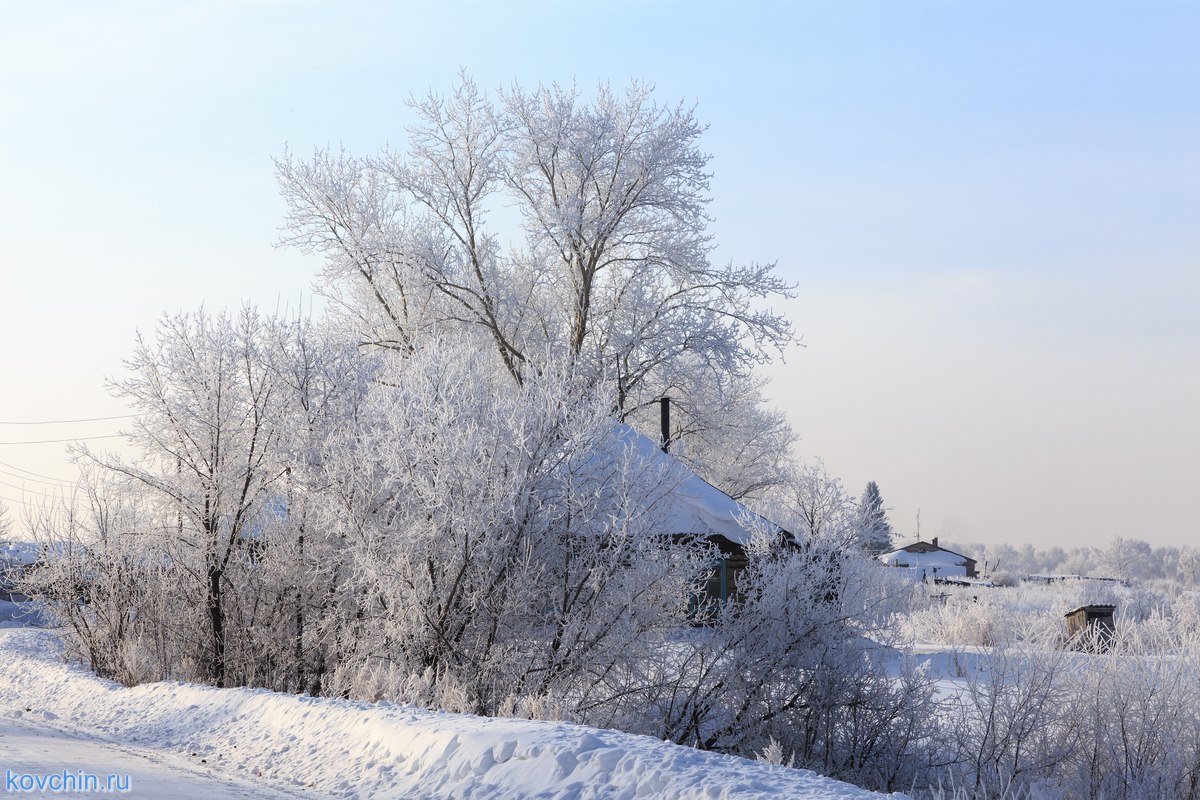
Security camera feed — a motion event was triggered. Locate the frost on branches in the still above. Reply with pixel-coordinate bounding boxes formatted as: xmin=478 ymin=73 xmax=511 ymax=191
xmin=274 ymin=75 xmax=796 ymax=503
xmin=18 ymin=77 xmax=949 ymax=796
xmin=20 ymin=314 xmax=940 ymax=792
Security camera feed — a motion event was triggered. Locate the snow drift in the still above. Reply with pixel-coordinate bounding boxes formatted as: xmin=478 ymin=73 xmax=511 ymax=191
xmin=0 ymin=628 xmax=896 ymax=800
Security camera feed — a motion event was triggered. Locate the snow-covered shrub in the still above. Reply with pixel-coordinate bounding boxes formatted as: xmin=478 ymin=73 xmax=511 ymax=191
xmin=941 ymin=637 xmax=1077 ymax=798
xmin=756 ymin=737 xmax=795 ymax=767
xmin=900 ymin=597 xmax=1200 ymax=799
xmin=1168 ymin=590 xmax=1200 ymax=635
xmin=19 ymin=477 xmax=185 ymax=686
xmin=988 ymin=571 xmax=1021 ymax=588
xmin=24 ymin=316 xmax=949 ymax=794
xmin=313 ymin=341 xmax=713 ymax=718
xmin=896 ymin=578 xmax=1190 ymax=652
xmin=633 ymin=524 xmax=948 ymax=791
xmin=903 ymin=599 xmax=1004 ymax=647
xmin=1060 ymin=628 xmax=1200 ymax=800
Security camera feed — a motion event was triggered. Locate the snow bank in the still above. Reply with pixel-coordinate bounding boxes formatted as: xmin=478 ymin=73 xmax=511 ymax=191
xmin=0 ymin=629 xmax=895 ymax=800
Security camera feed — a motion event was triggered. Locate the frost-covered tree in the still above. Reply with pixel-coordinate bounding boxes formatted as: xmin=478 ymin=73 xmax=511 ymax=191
xmin=1101 ymin=536 xmax=1156 ymax=581
xmin=773 ymin=460 xmax=859 ymax=547
xmin=26 ymin=313 xmax=950 ymax=794
xmin=244 ymin=316 xmax=375 ymax=694
xmin=656 ymin=374 xmax=794 ymax=502
xmin=858 ymin=481 xmax=894 ymax=555
xmin=275 ymin=74 xmax=796 ymax=496
xmin=38 ymin=310 xmax=373 ymax=690
xmin=69 ymin=309 xmax=373 ymax=688
xmin=75 ymin=309 xmax=289 ymax=687
xmin=20 ymin=472 xmax=168 ymax=685
xmin=311 ymin=339 xmax=713 ymax=715
xmin=21 ymin=74 xmax=985 ymax=797
xmin=1179 ymin=546 xmax=1200 ymax=586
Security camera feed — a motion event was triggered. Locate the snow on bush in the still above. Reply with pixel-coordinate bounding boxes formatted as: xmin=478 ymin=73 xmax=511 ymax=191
xmin=885 ymin=572 xmax=1200 ymax=799
xmin=898 ymin=578 xmax=1190 ymax=648
xmin=19 ymin=318 xmax=946 ymax=794
xmin=924 ymin=628 xmax=1200 ymax=800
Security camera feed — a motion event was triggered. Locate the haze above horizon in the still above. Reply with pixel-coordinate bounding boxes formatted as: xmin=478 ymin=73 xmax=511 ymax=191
xmin=1 ymin=1 xmax=1196 ymax=548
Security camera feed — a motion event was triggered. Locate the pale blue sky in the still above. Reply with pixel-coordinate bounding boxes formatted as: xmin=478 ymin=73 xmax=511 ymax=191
xmin=1 ymin=1 xmax=1197 ymax=547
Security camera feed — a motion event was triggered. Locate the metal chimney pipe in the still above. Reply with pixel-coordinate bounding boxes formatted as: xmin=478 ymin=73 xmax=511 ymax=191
xmin=660 ymin=396 xmax=671 ymax=453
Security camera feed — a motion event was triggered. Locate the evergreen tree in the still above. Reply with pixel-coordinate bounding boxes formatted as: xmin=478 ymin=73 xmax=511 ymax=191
xmin=858 ymin=481 xmax=894 ymax=555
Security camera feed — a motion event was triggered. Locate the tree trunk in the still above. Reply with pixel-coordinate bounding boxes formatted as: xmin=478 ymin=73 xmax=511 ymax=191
xmin=206 ymin=566 xmax=226 ymax=687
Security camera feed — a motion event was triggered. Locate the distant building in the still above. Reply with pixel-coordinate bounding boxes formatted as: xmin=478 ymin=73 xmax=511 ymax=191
xmin=878 ymin=537 xmax=978 ymax=579
xmin=1064 ymin=604 xmax=1116 ymax=651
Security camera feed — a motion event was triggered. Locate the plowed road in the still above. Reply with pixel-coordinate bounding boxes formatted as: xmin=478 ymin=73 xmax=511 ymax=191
xmin=0 ymin=714 xmax=318 ymax=799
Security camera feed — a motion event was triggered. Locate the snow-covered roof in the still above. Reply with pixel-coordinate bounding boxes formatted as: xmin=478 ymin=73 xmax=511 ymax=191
xmin=610 ymin=423 xmax=785 ymax=548
xmin=879 ymin=548 xmax=970 ymax=569
xmin=880 ymin=540 xmax=974 ymax=562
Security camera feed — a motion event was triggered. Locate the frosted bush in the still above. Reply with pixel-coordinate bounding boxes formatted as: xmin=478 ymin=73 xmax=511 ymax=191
xmin=895 ymin=578 xmax=1188 ymax=650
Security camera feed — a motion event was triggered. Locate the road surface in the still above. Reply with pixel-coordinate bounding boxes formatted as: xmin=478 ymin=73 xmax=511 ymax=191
xmin=0 ymin=713 xmax=320 ymax=799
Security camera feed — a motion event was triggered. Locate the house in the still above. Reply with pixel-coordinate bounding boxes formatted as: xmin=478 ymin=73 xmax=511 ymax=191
xmin=609 ymin=399 xmax=791 ymax=608
xmin=878 ymin=537 xmax=978 ymax=579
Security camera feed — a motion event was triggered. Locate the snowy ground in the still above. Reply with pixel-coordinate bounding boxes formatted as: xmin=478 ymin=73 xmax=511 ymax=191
xmin=0 ymin=627 xmax=897 ymax=799
xmin=0 ymin=714 xmax=304 ymax=799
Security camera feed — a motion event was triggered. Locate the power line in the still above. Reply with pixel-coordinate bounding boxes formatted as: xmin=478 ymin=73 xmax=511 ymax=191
xmin=0 ymin=490 xmax=63 ymax=505
xmin=0 ymin=467 xmax=75 ymax=487
xmin=0 ymin=478 xmax=66 ymax=497
xmin=0 ymin=460 xmax=76 ymax=485
xmin=0 ymin=435 xmax=124 ymax=446
xmin=0 ymin=494 xmax=59 ymax=513
xmin=0 ymin=414 xmax=135 ymax=425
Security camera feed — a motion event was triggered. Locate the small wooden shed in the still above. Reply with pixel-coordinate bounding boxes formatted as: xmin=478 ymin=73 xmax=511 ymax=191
xmin=1065 ymin=604 xmax=1115 ymax=650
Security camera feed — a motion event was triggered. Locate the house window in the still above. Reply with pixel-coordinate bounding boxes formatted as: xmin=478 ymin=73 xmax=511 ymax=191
xmin=705 ymin=557 xmax=729 ymax=602
xmin=689 ymin=557 xmax=729 ymax=620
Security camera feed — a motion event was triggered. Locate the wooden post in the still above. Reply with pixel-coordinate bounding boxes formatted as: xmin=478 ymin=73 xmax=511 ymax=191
xmin=660 ymin=396 xmax=671 ymax=453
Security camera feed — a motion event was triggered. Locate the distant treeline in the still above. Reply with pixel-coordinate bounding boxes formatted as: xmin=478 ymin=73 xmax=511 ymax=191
xmin=944 ymin=537 xmax=1200 ymax=586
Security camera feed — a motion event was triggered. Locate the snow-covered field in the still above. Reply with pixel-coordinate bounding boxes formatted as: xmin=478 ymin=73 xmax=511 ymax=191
xmin=0 ymin=628 xmax=895 ymax=799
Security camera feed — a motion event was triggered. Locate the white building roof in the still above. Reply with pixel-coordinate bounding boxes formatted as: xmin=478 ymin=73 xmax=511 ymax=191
xmin=610 ymin=423 xmax=785 ymax=547
xmin=879 ymin=548 xmax=970 ymax=569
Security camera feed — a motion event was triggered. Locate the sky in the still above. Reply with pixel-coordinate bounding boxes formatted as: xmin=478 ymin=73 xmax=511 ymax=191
xmin=1 ymin=1 xmax=1197 ymax=548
